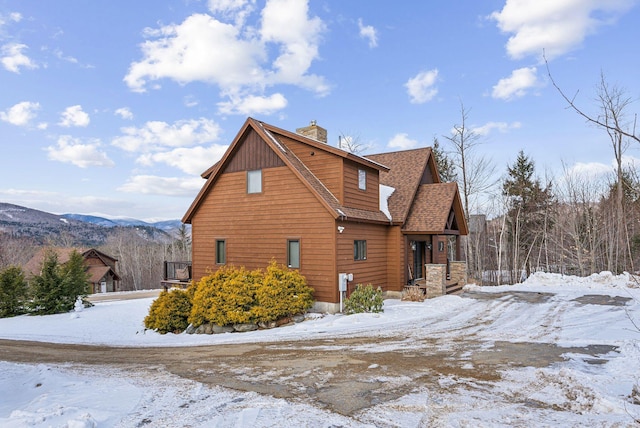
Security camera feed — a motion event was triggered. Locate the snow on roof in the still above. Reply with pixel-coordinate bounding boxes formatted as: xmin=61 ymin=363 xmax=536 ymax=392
xmin=380 ymin=184 xmax=395 ymax=221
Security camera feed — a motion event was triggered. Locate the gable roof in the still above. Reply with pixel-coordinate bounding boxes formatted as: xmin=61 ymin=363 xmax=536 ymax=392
xmin=86 ymin=265 xmax=120 ymax=283
xmin=365 ymin=148 xmax=437 ymax=224
xmin=366 ymin=148 xmax=468 ymax=235
xmin=404 ymin=183 xmax=468 ymax=234
xmin=183 ymin=117 xmax=391 ymax=224
xmin=23 ymin=247 xmax=121 ymax=281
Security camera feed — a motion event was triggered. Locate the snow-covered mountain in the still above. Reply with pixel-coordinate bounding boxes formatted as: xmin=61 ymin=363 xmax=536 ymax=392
xmin=0 ymin=202 xmax=185 ymax=245
xmin=61 ymin=213 xmax=184 ymax=232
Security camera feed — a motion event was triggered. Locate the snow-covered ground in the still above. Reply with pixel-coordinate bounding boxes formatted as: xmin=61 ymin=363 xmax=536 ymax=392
xmin=1 ymin=271 xmax=639 ymax=427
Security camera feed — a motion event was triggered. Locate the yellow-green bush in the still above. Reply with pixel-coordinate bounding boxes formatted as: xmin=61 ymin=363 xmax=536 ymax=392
xmin=189 ymin=265 xmax=262 ymax=327
xmin=252 ymin=261 xmax=314 ymax=322
xmin=189 ymin=262 xmax=314 ymax=327
xmin=144 ymin=289 xmax=192 ymax=334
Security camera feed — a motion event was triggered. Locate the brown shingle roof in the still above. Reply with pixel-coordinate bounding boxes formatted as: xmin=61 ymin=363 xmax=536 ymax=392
xmin=404 ymin=183 xmax=457 ymax=233
xmin=86 ymin=265 xmax=119 ymax=283
xmin=366 ymin=148 xmax=434 ymax=224
xmin=23 ymin=247 xmax=83 ymax=277
xmin=22 ymin=247 xmax=121 ymax=282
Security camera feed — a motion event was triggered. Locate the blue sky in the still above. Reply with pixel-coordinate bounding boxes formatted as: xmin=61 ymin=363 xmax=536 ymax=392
xmin=1 ymin=0 xmax=639 ymax=221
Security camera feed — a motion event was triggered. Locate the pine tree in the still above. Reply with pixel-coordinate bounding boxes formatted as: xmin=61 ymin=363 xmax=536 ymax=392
xmin=0 ymin=265 xmax=28 ymax=317
xmin=432 ymin=137 xmax=458 ymax=183
xmin=503 ymin=151 xmax=555 ymax=280
xmin=29 ymin=249 xmax=64 ymax=315
xmin=59 ymin=250 xmax=90 ymax=310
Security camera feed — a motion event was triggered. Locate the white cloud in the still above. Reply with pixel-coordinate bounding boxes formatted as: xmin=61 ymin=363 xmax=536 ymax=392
xmin=125 ymin=14 xmax=264 ymax=92
xmin=125 ymin=0 xmax=328 ymax=115
xmin=405 ymin=69 xmax=439 ymax=104
xmin=0 ymin=12 xmax=22 ymax=27
xmin=115 ymin=107 xmax=134 ymax=120
xmin=46 ymin=135 xmax=115 ymax=168
xmin=0 ymin=101 xmax=40 ymax=126
xmin=183 ymin=95 xmax=199 ymax=107
xmin=207 ymin=0 xmax=256 ymax=26
xmin=112 ymin=118 xmax=221 ymax=153
xmin=118 ymin=175 xmax=204 ymax=197
xmin=260 ymin=0 xmax=328 ymax=92
xmin=490 ymin=0 xmax=636 ymax=60
xmin=1 ymin=43 xmax=37 ymax=73
xmin=217 ymin=92 xmax=287 ymax=115
xmin=388 ymin=133 xmax=419 ymax=150
xmin=473 ymin=121 xmax=522 ymax=136
xmin=492 ymin=67 xmax=538 ymax=100
xmin=137 ymin=145 xmax=229 ymax=175
xmin=358 ymin=18 xmax=378 ymax=48
xmin=59 ymin=105 xmax=90 ymax=127
xmin=567 ymin=161 xmax=612 ymax=178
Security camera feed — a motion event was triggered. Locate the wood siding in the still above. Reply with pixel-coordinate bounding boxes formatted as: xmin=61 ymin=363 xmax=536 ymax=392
xmin=432 ymin=235 xmax=448 ymax=264
xmin=191 ymin=166 xmax=339 ymax=303
xmin=336 ymin=221 xmax=390 ymax=295
xmin=224 ymin=128 xmax=285 ymax=173
xmin=279 ymin=136 xmax=344 ymax=202
xmin=385 ymin=226 xmax=404 ymax=292
xmin=343 ymin=161 xmax=379 ymax=211
xmin=420 ymin=163 xmax=435 ymax=184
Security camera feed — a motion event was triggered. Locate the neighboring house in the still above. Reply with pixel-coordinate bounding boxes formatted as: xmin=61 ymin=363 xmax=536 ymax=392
xmin=24 ymin=248 xmax=121 ymax=294
xmin=183 ymin=118 xmax=468 ymax=312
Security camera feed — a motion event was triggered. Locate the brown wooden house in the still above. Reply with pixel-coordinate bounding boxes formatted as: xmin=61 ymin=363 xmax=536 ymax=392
xmin=24 ymin=248 xmax=121 ymax=294
xmin=183 ymin=118 xmax=468 ymax=312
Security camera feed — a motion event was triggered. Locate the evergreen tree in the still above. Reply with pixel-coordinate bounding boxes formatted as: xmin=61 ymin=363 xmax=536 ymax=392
xmin=29 ymin=249 xmax=64 ymax=315
xmin=432 ymin=137 xmax=458 ymax=183
xmin=503 ymin=151 xmax=555 ymax=279
xmin=0 ymin=265 xmax=28 ymax=317
xmin=59 ymin=250 xmax=90 ymax=309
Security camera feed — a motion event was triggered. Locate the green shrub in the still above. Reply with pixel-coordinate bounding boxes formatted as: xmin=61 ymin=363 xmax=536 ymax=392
xmin=344 ymin=284 xmax=384 ymax=314
xmin=252 ymin=260 xmax=314 ymax=322
xmin=0 ymin=265 xmax=28 ymax=318
xmin=144 ymin=289 xmax=192 ymax=334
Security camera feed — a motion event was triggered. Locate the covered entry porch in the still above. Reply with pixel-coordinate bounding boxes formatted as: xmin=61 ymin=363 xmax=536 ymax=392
xmin=404 ymin=233 xmax=466 ymax=296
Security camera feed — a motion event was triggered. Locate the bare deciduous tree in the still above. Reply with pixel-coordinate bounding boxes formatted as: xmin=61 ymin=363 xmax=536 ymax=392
xmin=444 ymin=101 xmax=498 ymax=281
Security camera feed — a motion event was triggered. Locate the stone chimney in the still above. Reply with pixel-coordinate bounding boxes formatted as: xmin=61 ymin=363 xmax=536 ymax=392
xmin=296 ymin=120 xmax=327 ymax=143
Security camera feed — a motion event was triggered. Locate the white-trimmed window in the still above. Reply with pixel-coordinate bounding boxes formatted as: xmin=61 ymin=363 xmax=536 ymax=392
xmin=358 ymin=169 xmax=366 ymax=190
xmin=247 ymin=169 xmax=262 ymax=194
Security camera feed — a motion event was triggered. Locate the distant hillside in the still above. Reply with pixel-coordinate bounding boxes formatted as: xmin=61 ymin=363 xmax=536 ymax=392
xmin=61 ymin=213 xmax=185 ymax=232
xmin=0 ymin=202 xmax=184 ymax=246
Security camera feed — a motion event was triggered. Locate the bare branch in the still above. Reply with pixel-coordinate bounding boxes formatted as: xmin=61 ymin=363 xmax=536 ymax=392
xmin=544 ymin=51 xmax=640 ymax=144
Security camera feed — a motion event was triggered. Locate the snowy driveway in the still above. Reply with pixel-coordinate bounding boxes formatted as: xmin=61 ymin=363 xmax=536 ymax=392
xmin=1 ymin=272 xmax=639 ymax=427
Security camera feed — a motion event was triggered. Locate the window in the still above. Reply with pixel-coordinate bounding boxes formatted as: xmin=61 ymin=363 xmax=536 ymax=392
xmin=354 ymin=240 xmax=367 ymax=261
xmin=287 ymin=239 xmax=300 ymax=268
xmin=358 ymin=169 xmax=366 ymax=190
xmin=216 ymin=240 xmax=226 ymax=264
xmin=247 ymin=169 xmax=262 ymax=194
